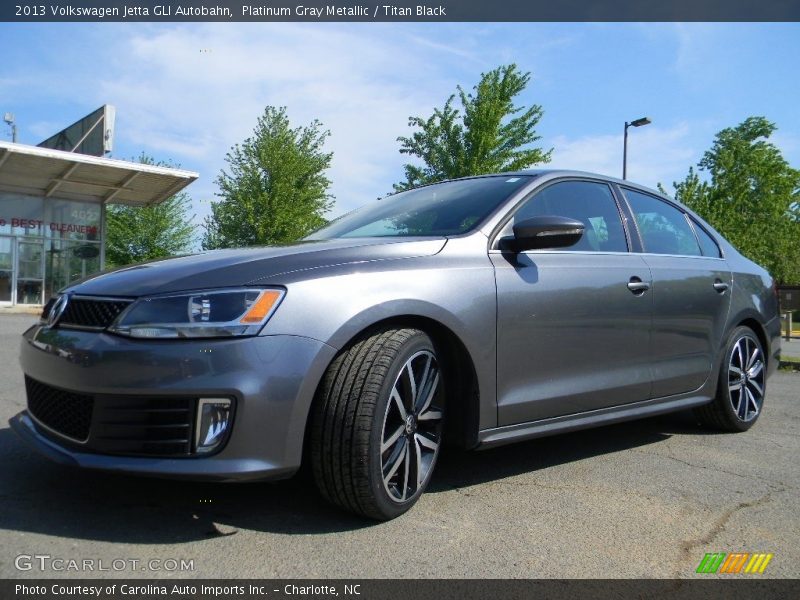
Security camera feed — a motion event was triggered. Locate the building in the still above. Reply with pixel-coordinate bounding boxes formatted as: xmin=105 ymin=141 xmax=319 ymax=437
xmin=0 ymin=140 xmax=198 ymax=307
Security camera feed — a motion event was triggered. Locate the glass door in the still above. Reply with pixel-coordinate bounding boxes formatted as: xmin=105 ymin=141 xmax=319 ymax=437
xmin=15 ymin=239 xmax=45 ymax=305
xmin=0 ymin=237 xmax=13 ymax=305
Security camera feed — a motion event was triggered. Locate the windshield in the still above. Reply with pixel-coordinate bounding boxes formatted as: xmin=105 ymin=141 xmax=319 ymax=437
xmin=306 ymin=175 xmax=534 ymax=240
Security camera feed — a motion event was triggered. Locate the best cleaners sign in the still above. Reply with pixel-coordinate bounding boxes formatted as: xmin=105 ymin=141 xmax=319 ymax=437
xmin=0 ymin=217 xmax=98 ymax=236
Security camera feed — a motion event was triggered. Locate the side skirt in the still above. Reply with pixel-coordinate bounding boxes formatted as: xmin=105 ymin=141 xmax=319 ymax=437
xmin=477 ymin=394 xmax=712 ymax=449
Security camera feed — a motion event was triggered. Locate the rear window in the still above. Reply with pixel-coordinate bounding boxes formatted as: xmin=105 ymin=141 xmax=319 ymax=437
xmin=624 ymin=188 xmax=702 ymax=256
xmin=693 ymin=221 xmax=722 ymax=258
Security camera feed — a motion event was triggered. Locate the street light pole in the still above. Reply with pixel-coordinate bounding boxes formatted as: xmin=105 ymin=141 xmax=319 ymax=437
xmin=3 ymin=113 xmax=17 ymax=143
xmin=623 ymin=122 xmax=629 ymax=180
xmin=622 ymin=116 xmax=651 ymax=180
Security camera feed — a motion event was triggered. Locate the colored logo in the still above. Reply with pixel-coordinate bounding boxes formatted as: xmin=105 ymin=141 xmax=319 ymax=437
xmin=696 ymin=552 xmax=773 ymax=574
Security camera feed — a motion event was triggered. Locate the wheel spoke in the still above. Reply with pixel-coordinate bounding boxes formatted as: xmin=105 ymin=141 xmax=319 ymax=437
xmin=747 ymin=360 xmax=764 ymax=380
xmin=405 ymin=362 xmax=418 ymax=408
xmin=400 ymin=443 xmax=410 ymax=500
xmin=729 ymin=381 xmax=742 ymax=393
xmin=738 ymin=390 xmax=747 ymax=419
xmin=736 ymin=340 xmax=744 ymax=370
xmin=416 ymin=371 xmax=439 ymax=415
xmin=415 ymin=431 xmax=439 ymax=452
xmin=383 ymin=438 xmax=407 ymax=484
xmin=413 ymin=436 xmax=424 ymax=488
xmin=413 ymin=355 xmax=432 ymax=411
xmin=747 ymin=378 xmax=764 ymax=400
xmin=746 ymin=387 xmax=760 ymax=417
xmin=418 ymin=408 xmax=442 ymax=422
xmin=390 ymin=388 xmax=407 ymax=421
xmin=747 ymin=346 xmax=759 ymax=370
xmin=382 ymin=424 xmax=404 ymax=453
xmin=742 ymin=388 xmax=750 ymax=420
xmin=731 ymin=389 xmax=742 ymax=418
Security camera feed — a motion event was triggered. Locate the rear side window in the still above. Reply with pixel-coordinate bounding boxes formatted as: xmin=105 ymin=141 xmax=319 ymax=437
xmin=624 ymin=189 xmax=701 ymax=256
xmin=693 ymin=221 xmax=722 ymax=258
xmin=512 ymin=181 xmax=628 ymax=252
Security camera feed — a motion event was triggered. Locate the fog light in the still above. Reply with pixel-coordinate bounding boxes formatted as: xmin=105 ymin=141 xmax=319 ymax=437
xmin=195 ymin=398 xmax=232 ymax=454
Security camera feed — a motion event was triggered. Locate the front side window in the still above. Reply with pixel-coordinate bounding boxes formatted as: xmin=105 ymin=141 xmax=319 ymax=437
xmin=307 ymin=176 xmax=534 ymax=239
xmin=511 ymin=180 xmax=628 ymax=252
xmin=624 ymin=188 xmax=702 ymax=256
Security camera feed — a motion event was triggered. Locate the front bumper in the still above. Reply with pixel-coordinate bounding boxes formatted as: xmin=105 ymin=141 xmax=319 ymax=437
xmin=11 ymin=324 xmax=337 ymax=481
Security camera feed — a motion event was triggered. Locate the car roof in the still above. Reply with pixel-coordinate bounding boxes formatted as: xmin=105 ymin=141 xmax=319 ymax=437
xmin=440 ymin=169 xmax=682 ymax=207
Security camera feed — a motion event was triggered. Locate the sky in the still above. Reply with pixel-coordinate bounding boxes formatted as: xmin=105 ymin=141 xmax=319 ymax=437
xmin=1 ymin=22 xmax=798 ymax=243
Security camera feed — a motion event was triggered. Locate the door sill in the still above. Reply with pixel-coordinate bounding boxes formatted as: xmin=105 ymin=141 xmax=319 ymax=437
xmin=478 ymin=393 xmax=711 ymax=449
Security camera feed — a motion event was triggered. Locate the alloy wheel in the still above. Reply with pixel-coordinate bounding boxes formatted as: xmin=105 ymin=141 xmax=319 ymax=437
xmin=728 ymin=335 xmax=765 ymax=422
xmin=380 ymin=350 xmax=443 ymax=502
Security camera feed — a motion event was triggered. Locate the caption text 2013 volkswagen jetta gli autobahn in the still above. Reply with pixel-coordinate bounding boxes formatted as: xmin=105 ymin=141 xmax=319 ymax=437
xmin=10 ymin=170 xmax=781 ymax=520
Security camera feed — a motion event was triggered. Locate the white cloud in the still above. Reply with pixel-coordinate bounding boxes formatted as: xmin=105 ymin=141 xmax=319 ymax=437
xmin=547 ymin=123 xmax=698 ymax=190
xmin=90 ymin=23 xmax=472 ymax=221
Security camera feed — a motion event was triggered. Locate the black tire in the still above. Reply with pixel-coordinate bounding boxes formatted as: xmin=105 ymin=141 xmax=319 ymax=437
xmin=309 ymin=327 xmax=445 ymax=520
xmin=695 ymin=326 xmax=767 ymax=432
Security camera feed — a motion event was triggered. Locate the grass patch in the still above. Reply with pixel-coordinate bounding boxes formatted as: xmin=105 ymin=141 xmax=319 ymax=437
xmin=779 ymin=356 xmax=800 ymax=372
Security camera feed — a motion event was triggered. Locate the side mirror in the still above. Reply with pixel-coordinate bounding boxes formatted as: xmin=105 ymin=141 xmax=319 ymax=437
xmin=502 ymin=215 xmax=585 ymax=252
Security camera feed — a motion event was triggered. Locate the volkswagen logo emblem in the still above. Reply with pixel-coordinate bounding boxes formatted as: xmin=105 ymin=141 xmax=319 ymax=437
xmin=47 ymin=294 xmax=70 ymax=328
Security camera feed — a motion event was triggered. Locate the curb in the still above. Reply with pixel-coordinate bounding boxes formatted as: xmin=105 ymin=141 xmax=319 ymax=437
xmin=0 ymin=309 xmax=41 ymax=316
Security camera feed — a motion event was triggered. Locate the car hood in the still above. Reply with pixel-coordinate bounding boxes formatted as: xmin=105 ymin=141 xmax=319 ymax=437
xmin=64 ymin=238 xmax=447 ymax=297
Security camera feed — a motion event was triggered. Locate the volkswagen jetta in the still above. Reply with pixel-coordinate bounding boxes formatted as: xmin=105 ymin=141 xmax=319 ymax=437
xmin=10 ymin=170 xmax=781 ymax=520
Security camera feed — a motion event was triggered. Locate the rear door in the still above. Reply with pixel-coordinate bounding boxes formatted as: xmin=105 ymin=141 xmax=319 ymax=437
xmin=491 ymin=179 xmax=653 ymax=425
xmin=620 ymin=187 xmax=732 ymax=398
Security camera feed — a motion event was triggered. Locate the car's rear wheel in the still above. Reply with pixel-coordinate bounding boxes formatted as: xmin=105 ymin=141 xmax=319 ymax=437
xmin=695 ymin=326 xmax=766 ymax=432
xmin=310 ymin=327 xmax=444 ymax=520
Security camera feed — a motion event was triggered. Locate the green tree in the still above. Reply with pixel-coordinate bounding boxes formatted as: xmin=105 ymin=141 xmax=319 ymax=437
xmin=105 ymin=154 xmax=196 ymax=267
xmin=202 ymin=107 xmax=333 ymax=249
xmin=667 ymin=117 xmax=800 ymax=284
xmin=394 ymin=64 xmax=552 ymax=191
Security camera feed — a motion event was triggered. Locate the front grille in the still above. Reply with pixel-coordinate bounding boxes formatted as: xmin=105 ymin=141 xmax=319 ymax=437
xmin=26 ymin=376 xmax=94 ymax=442
xmin=92 ymin=396 xmax=196 ymax=456
xmin=59 ymin=297 xmax=132 ymax=329
xmin=25 ymin=377 xmax=198 ymax=457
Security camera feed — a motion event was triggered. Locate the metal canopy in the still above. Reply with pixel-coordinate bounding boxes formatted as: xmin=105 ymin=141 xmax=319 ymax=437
xmin=0 ymin=141 xmax=198 ymax=206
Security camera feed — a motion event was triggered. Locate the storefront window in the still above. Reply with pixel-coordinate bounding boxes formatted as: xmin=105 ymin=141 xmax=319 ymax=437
xmin=0 ymin=193 xmax=46 ymax=237
xmin=0 ymin=237 xmax=12 ymax=303
xmin=0 ymin=192 xmax=104 ymax=304
xmin=45 ymin=239 xmax=101 ymax=298
xmin=46 ymin=198 xmax=101 ymax=242
xmin=16 ymin=240 xmax=44 ymax=305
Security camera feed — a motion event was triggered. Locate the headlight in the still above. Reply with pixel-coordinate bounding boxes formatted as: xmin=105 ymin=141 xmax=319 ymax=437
xmin=109 ymin=288 xmax=284 ymax=339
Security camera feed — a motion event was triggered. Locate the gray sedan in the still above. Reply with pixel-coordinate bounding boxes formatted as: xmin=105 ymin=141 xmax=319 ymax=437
xmin=10 ymin=170 xmax=781 ymax=520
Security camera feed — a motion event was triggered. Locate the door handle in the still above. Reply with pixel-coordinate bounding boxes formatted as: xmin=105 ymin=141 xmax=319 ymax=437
xmin=713 ymin=280 xmax=729 ymax=293
xmin=627 ymin=276 xmax=650 ymax=294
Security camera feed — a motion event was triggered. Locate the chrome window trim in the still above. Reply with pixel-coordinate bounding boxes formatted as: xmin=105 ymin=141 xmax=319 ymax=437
xmin=487 ymin=176 xmax=631 ymax=252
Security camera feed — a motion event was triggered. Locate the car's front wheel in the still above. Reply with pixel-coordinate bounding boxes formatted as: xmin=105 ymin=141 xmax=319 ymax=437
xmin=695 ymin=326 xmax=766 ymax=432
xmin=310 ymin=327 xmax=444 ymax=520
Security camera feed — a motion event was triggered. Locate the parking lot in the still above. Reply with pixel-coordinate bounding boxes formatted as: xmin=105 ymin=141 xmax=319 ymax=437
xmin=0 ymin=313 xmax=798 ymax=579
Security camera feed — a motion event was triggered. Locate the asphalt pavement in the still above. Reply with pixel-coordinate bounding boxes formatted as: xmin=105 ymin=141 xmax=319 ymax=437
xmin=0 ymin=314 xmax=798 ymax=579
xmin=781 ymin=337 xmax=800 ymax=359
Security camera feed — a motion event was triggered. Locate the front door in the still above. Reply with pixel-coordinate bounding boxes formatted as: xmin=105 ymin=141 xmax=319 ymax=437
xmin=15 ymin=239 xmax=44 ymax=305
xmin=0 ymin=237 xmax=13 ymax=305
xmin=491 ymin=180 xmax=653 ymax=425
